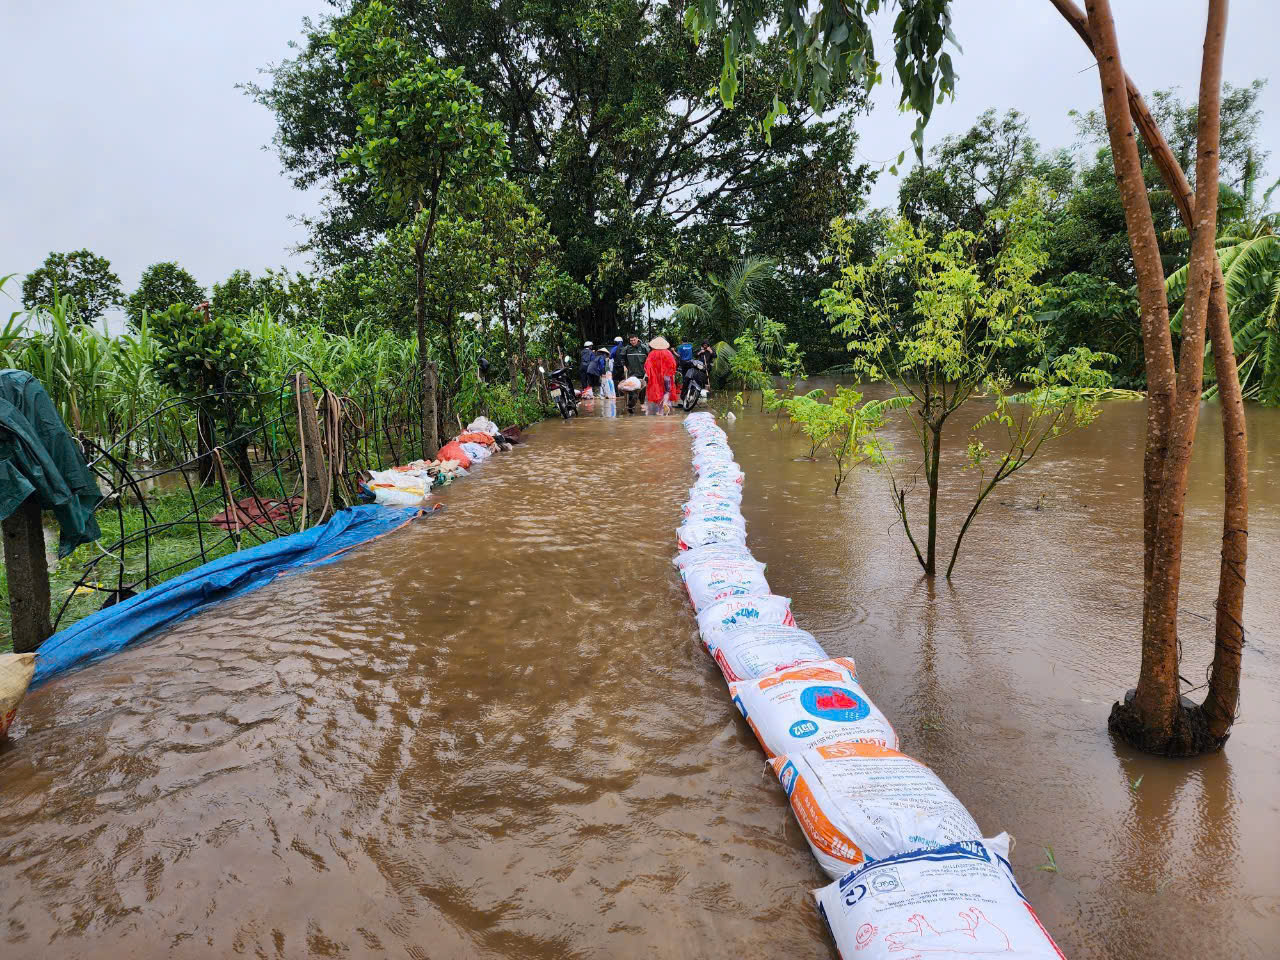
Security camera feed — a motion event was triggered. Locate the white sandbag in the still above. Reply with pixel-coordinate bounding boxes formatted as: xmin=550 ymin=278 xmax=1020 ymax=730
xmin=813 ymin=836 xmax=1066 ymax=960
xmin=465 ymin=416 xmax=500 ymax=436
xmin=459 ymin=441 xmax=492 ymax=462
xmin=672 ymin=544 xmax=760 ymax=572
xmin=682 ymin=498 xmax=743 ymax=519
xmin=689 ymin=481 xmax=743 ymax=502
xmin=769 ymin=742 xmax=983 ymax=879
xmin=370 ymin=483 xmax=429 ymax=506
xmin=677 ymin=519 xmax=748 ymax=550
xmin=682 ymin=562 xmax=770 ymax=613
xmin=709 ymin=624 xmax=827 ymax=682
xmin=368 ymin=467 xmax=430 ymax=487
xmin=729 ymin=658 xmax=897 ymax=758
xmin=680 ymin=504 xmax=745 ymax=528
xmin=1 ymin=653 xmax=37 ymax=739
xmin=696 ymin=594 xmax=794 ymax=652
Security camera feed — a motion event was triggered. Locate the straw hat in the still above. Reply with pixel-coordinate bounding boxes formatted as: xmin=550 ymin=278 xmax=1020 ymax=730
xmin=596 ymin=347 xmax=609 ymax=353
xmin=649 ymin=335 xmax=670 ymax=349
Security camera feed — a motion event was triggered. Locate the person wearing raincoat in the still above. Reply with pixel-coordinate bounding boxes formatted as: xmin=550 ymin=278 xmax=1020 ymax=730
xmin=643 ymin=336 xmax=677 ymax=415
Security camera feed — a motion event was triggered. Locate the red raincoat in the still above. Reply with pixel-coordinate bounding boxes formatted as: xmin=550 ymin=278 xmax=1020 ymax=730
xmin=644 ymin=348 xmax=676 ymax=404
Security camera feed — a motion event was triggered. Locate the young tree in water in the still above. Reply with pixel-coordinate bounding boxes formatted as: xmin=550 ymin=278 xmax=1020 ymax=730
xmin=331 ymin=0 xmax=509 ymax=445
xmin=821 ymin=185 xmax=1109 ymax=577
xmin=701 ymin=0 xmax=1249 ymax=756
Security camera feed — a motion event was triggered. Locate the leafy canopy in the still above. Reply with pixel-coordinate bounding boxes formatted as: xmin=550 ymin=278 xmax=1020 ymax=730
xmin=127 ymin=262 xmax=206 ymax=329
xmin=22 ymin=249 xmax=123 ymax=322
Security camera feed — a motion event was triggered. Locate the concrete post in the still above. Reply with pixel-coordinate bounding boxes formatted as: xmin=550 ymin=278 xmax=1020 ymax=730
xmin=293 ymin=373 xmax=330 ymax=520
xmin=2 ymin=497 xmax=52 ymax=653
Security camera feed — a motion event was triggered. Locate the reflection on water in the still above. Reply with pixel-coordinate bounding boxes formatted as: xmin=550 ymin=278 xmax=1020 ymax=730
xmin=1 ymin=387 xmax=1277 ymax=958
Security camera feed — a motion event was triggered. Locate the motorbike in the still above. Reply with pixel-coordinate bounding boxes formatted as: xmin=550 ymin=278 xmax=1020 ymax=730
xmin=680 ymin=358 xmax=709 ymax=411
xmin=540 ymin=355 xmax=579 ymax=420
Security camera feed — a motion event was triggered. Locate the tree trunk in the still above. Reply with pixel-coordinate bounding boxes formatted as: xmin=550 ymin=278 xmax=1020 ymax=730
xmin=924 ymin=421 xmax=941 ymax=577
xmin=1087 ymin=0 xmax=1230 ymax=754
xmin=422 ymin=360 xmax=439 ymax=461
xmin=1054 ymin=0 xmax=1246 ymax=750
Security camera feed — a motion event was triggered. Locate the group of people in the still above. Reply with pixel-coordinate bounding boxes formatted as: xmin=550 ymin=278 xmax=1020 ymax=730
xmin=577 ymin=334 xmax=715 ymax=415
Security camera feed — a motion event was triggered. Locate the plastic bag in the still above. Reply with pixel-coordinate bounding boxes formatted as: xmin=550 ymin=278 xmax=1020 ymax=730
xmin=457 ymin=431 xmax=496 ymax=446
xmin=617 ymin=376 xmax=643 ymax=392
xmin=436 ymin=441 xmax=472 ymax=469
xmin=1 ymin=653 xmax=37 ymax=739
xmin=770 ymin=742 xmax=983 ymax=879
xmin=729 ymin=658 xmax=897 ymax=758
xmin=465 ymin=416 xmax=499 ymax=436
xmin=370 ymin=483 xmax=429 ymax=506
xmin=696 ymin=594 xmax=794 ymax=652
xmin=459 ymin=441 xmax=492 ymax=462
xmin=682 ymin=562 xmax=770 ymax=613
xmin=813 ymin=836 xmax=1066 ymax=960
xmin=709 ymin=624 xmax=827 ymax=683
xmin=677 ymin=519 xmax=749 ymax=551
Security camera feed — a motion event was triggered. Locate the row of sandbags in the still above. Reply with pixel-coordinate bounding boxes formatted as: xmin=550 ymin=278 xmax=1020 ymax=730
xmin=677 ymin=412 xmax=1066 ymax=960
xmin=365 ymin=417 xmax=521 ymax=506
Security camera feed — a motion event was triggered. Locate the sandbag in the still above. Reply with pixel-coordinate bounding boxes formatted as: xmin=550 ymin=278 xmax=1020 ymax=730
xmin=677 ymin=519 xmax=748 ymax=551
xmin=369 ymin=482 xmax=429 ymax=506
xmin=682 ymin=561 xmax=770 ymax=613
xmin=680 ymin=504 xmax=745 ymax=528
xmin=769 ymin=742 xmax=982 ymax=879
xmin=436 ymin=441 xmax=472 ymax=469
xmin=709 ymin=624 xmax=827 ymax=682
xmin=729 ymin=658 xmax=897 ymax=758
xmin=456 ymin=431 xmax=496 ymax=446
xmin=683 ymin=499 xmax=743 ymax=519
xmin=672 ymin=544 xmax=760 ymax=572
xmin=459 ymin=441 xmax=493 ymax=462
xmin=1 ymin=653 xmax=37 ymax=739
xmin=465 ymin=416 xmax=499 ymax=436
xmin=689 ymin=481 xmax=743 ymax=502
xmin=813 ymin=836 xmax=1065 ymax=960
xmin=696 ymin=594 xmax=794 ymax=652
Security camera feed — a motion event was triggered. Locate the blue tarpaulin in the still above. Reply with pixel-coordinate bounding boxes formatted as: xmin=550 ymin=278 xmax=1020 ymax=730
xmin=33 ymin=505 xmax=421 ymax=685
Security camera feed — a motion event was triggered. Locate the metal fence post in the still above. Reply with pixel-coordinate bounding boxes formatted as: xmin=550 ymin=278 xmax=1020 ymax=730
xmin=2 ymin=497 xmax=52 ymax=653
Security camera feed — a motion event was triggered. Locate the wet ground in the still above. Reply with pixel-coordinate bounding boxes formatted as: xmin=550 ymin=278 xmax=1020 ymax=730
xmin=1 ymin=389 xmax=1277 ymax=958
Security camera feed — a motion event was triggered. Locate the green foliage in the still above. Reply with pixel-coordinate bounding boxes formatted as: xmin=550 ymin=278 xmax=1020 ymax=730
xmin=150 ymin=304 xmax=264 ymax=400
xmin=783 ymin=386 xmax=897 ymax=493
xmin=211 ymin=267 xmax=308 ymax=322
xmin=687 ymin=0 xmax=958 ymax=158
xmin=21 ymin=249 xmax=123 ymax=322
xmin=128 ymin=262 xmax=206 ymax=328
xmin=675 ymin=256 xmax=779 ymax=347
xmin=821 ymin=183 xmax=1110 ymax=575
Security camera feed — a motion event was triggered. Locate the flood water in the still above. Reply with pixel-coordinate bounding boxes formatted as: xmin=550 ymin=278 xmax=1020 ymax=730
xmin=2 ymin=387 xmax=1277 ymax=958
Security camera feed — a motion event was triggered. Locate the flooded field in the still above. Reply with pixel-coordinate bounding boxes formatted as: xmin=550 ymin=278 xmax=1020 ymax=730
xmin=1 ymin=390 xmax=1277 ymax=958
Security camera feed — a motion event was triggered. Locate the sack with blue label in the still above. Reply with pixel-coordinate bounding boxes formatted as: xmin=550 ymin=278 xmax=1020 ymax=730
xmin=728 ymin=657 xmax=897 ymax=759
xmin=696 ymin=594 xmax=794 ymax=652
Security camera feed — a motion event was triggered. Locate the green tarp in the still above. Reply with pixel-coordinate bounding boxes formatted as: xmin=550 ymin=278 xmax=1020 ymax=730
xmin=0 ymin=369 xmax=101 ymax=557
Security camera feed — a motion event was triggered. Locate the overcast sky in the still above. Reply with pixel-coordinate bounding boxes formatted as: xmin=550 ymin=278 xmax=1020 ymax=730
xmin=2 ymin=0 xmax=1277 ymax=320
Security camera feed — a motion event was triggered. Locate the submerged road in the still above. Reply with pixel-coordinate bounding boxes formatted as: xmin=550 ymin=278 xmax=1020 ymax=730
xmin=0 ymin=412 xmax=831 ymax=958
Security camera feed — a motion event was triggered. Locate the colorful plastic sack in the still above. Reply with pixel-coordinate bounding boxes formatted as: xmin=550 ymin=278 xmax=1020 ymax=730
xmin=672 ymin=544 xmax=760 ymax=572
xmin=459 ymin=441 xmax=492 ymax=462
xmin=729 ymin=658 xmax=897 ymax=758
xmin=465 ymin=417 xmax=500 ymax=436
xmin=696 ymin=594 xmax=794 ymax=652
xmin=436 ymin=441 xmax=472 ymax=469
xmin=769 ymin=742 xmax=983 ymax=879
xmin=677 ymin=519 xmax=749 ymax=551
xmin=370 ymin=482 xmax=429 ymax=506
xmin=456 ymin=431 xmax=496 ymax=446
xmin=813 ymin=837 xmax=1065 ymax=960
xmin=708 ymin=624 xmax=827 ymax=683
xmin=1 ymin=653 xmax=37 ymax=739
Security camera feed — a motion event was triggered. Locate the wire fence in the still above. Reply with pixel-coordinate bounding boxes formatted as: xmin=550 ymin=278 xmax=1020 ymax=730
xmin=44 ymin=366 xmax=424 ymax=633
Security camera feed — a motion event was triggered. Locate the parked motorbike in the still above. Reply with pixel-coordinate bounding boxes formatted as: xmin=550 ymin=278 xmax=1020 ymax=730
xmin=540 ymin=356 xmax=579 ymax=420
xmin=680 ymin=358 xmax=709 ymax=411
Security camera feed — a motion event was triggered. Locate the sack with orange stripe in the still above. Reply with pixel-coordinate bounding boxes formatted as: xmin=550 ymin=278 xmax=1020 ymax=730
xmin=728 ymin=658 xmax=896 ymax=758
xmin=769 ymin=742 xmax=982 ymax=879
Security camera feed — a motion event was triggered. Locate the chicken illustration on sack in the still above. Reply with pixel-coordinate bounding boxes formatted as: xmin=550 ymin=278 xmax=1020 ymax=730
xmin=728 ymin=657 xmax=898 ymax=758
xmin=813 ymin=837 xmax=1067 ymax=960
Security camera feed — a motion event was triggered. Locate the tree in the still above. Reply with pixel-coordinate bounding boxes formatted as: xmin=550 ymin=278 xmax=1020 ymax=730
xmin=252 ymin=0 xmax=874 ymax=341
xmin=127 ymin=262 xmax=206 ymax=327
xmin=709 ymin=0 xmax=1251 ymax=757
xmin=211 ymin=267 xmax=303 ymax=322
xmin=784 ymin=386 xmax=893 ymax=494
xmin=22 ymin=249 xmax=123 ymax=322
xmin=674 ymin=256 xmax=779 ymax=348
xmin=331 ymin=1 xmax=509 ymax=450
xmin=822 ymin=185 xmax=1108 ymax=577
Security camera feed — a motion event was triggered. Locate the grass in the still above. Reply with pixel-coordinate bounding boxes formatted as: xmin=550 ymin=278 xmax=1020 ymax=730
xmin=0 ymin=482 xmax=298 ymax=654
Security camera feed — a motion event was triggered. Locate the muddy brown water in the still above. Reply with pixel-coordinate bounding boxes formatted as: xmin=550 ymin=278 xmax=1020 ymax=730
xmin=2 ymin=387 xmax=1277 ymax=958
